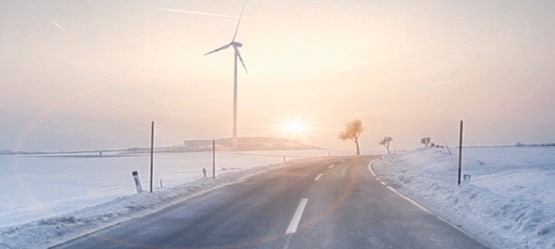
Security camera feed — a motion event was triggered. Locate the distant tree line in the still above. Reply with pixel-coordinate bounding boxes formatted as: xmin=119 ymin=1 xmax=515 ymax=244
xmin=515 ymin=142 xmax=555 ymax=147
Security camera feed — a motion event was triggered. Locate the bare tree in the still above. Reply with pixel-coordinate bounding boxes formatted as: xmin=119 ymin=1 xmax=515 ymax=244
xmin=420 ymin=137 xmax=431 ymax=147
xmin=339 ymin=119 xmax=364 ymax=155
xmin=379 ymin=136 xmax=393 ymax=154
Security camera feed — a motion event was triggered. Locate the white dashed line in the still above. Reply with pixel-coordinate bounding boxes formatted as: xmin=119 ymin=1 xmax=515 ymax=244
xmin=341 ymin=166 xmax=348 ymax=176
xmin=328 ymin=164 xmax=335 ymax=169
xmin=285 ymin=198 xmax=309 ymax=234
xmin=314 ymin=173 xmax=324 ymax=181
xmin=380 ymin=181 xmax=386 ymax=186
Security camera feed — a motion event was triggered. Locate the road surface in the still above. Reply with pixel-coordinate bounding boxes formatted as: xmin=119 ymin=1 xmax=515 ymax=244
xmin=54 ymin=156 xmax=489 ymax=249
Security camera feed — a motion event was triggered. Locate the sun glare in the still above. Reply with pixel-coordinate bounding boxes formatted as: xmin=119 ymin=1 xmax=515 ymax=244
xmin=278 ymin=117 xmax=313 ymax=139
xmin=283 ymin=120 xmax=307 ymax=136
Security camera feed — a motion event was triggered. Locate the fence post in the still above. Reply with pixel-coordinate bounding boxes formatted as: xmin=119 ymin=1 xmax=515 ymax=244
xmin=150 ymin=121 xmax=155 ymax=192
xmin=458 ymin=120 xmax=464 ymax=186
xmin=212 ymin=139 xmax=216 ymax=179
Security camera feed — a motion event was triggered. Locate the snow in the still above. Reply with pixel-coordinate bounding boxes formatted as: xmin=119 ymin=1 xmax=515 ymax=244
xmin=0 ymin=150 xmax=330 ymax=228
xmin=373 ymin=146 xmax=555 ymax=249
xmin=0 ymin=150 xmax=329 ymax=249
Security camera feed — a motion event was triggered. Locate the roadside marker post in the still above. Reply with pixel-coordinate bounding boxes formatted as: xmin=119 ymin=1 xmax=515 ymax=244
xmin=463 ymin=174 xmax=471 ymax=183
xmin=132 ymin=171 xmax=143 ymax=193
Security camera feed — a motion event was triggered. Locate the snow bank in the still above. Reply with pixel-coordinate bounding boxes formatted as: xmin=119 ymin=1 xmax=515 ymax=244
xmin=0 ymin=161 xmax=295 ymax=249
xmin=373 ymin=147 xmax=555 ymax=249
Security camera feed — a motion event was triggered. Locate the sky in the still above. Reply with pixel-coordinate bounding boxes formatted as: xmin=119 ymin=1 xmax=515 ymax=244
xmin=1 ymin=0 xmax=555 ymax=152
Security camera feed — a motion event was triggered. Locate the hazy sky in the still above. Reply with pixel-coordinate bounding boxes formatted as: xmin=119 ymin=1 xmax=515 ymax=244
xmin=1 ymin=0 xmax=555 ymax=152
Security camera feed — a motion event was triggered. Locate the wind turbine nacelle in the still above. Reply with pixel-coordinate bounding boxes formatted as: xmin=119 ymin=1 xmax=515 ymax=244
xmin=231 ymin=41 xmax=243 ymax=47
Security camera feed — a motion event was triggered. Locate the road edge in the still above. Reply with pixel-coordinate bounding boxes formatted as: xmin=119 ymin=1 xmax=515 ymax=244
xmin=368 ymin=159 xmax=493 ymax=249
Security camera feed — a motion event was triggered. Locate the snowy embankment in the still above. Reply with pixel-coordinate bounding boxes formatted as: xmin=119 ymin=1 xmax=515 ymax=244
xmin=0 ymin=160 xmax=297 ymax=249
xmin=373 ymin=147 xmax=555 ymax=249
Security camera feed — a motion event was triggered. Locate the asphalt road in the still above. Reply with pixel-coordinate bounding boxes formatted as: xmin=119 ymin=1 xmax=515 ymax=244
xmin=54 ymin=156 xmax=489 ymax=249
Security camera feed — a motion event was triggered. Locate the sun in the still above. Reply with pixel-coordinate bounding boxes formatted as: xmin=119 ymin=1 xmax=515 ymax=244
xmin=278 ymin=116 xmax=313 ymax=139
xmin=282 ymin=120 xmax=308 ymax=136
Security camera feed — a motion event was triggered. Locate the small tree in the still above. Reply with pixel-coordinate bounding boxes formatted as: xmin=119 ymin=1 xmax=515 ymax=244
xmin=339 ymin=119 xmax=364 ymax=155
xmin=379 ymin=136 xmax=393 ymax=154
xmin=421 ymin=137 xmax=431 ymax=147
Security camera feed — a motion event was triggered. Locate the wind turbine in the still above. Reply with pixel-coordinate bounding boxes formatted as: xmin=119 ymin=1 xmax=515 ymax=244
xmin=205 ymin=3 xmax=248 ymax=151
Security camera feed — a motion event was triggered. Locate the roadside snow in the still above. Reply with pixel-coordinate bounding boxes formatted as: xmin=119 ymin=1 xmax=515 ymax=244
xmin=0 ymin=160 xmax=300 ymax=249
xmin=373 ymin=147 xmax=555 ymax=249
xmin=0 ymin=150 xmax=333 ymax=228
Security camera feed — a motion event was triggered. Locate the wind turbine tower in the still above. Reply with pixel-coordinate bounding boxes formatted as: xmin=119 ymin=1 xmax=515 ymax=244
xmin=205 ymin=4 xmax=248 ymax=151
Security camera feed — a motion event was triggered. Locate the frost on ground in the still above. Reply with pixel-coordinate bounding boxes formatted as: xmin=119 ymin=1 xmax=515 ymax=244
xmin=0 ymin=150 xmax=330 ymax=228
xmin=0 ymin=161 xmax=296 ymax=249
xmin=373 ymin=147 xmax=555 ymax=249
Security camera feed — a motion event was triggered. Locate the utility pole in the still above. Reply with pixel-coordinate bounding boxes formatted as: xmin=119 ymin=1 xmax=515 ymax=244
xmin=458 ymin=120 xmax=463 ymax=186
xmin=150 ymin=121 xmax=155 ymax=192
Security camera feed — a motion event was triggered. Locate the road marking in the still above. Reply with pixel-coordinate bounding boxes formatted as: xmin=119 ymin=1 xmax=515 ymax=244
xmin=380 ymin=181 xmax=386 ymax=186
xmin=314 ymin=173 xmax=324 ymax=181
xmin=368 ymin=159 xmax=490 ymax=248
xmin=385 ymin=186 xmax=432 ymax=215
xmin=328 ymin=164 xmax=335 ymax=169
xmin=341 ymin=166 xmax=349 ymax=176
xmin=282 ymin=235 xmax=293 ymax=249
xmin=285 ymin=198 xmax=309 ymax=234
xmin=383 ymin=185 xmax=490 ymax=248
xmin=368 ymin=160 xmax=377 ymax=176
xmin=376 ymin=177 xmax=381 ymax=181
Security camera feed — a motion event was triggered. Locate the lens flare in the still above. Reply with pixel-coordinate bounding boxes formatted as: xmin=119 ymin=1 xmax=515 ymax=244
xmin=282 ymin=120 xmax=308 ymax=137
xmin=277 ymin=115 xmax=316 ymax=140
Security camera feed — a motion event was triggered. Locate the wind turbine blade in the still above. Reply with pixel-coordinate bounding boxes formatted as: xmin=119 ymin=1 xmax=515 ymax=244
xmin=205 ymin=44 xmax=232 ymax=56
xmin=232 ymin=1 xmax=247 ymax=41
xmin=50 ymin=19 xmax=68 ymax=33
xmin=153 ymin=7 xmax=241 ymax=19
xmin=235 ymin=47 xmax=248 ymax=73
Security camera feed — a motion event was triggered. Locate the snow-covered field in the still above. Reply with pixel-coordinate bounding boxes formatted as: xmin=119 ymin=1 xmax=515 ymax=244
xmin=373 ymin=146 xmax=555 ymax=249
xmin=0 ymin=150 xmax=335 ymax=249
xmin=0 ymin=150 xmax=330 ymax=229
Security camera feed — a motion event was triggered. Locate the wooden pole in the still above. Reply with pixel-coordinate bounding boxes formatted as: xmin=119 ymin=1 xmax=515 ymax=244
xmin=150 ymin=121 xmax=154 ymax=192
xmin=212 ymin=139 xmax=216 ymax=179
xmin=458 ymin=120 xmax=463 ymax=186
